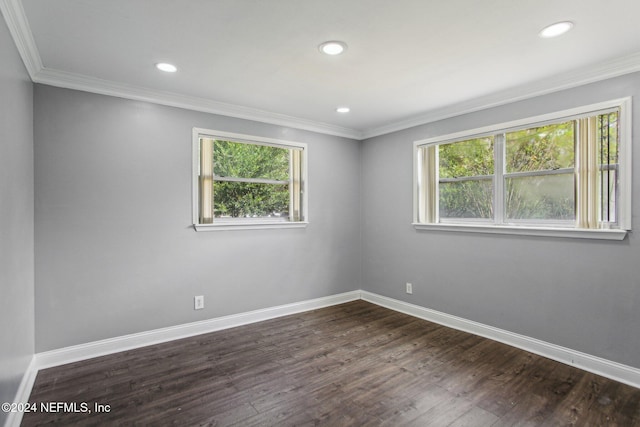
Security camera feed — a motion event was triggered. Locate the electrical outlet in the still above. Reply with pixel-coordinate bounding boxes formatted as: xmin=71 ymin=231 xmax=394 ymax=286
xmin=406 ymin=283 xmax=413 ymax=294
xmin=194 ymin=295 xmax=204 ymax=310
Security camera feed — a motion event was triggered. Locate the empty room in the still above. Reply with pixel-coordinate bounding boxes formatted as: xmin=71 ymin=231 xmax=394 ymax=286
xmin=2 ymin=0 xmax=640 ymax=425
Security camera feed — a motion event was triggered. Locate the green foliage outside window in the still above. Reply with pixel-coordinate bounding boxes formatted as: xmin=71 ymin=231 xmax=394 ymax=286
xmin=505 ymin=122 xmax=575 ymax=220
xmin=438 ymin=137 xmax=494 ymax=218
xmin=421 ymin=107 xmax=622 ymax=228
xmin=213 ymin=140 xmax=290 ymax=218
xmin=505 ymin=122 xmax=574 ymax=173
xmin=438 ymin=121 xmax=578 ymax=220
xmin=214 ymin=140 xmax=289 ymax=180
xmin=439 ymin=137 xmax=495 ymax=178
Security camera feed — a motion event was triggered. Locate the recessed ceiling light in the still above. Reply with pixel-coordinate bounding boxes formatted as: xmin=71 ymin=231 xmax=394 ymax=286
xmin=336 ymin=107 xmax=350 ymax=113
xmin=155 ymin=62 xmax=177 ymax=72
xmin=539 ymin=21 xmax=574 ymax=38
xmin=319 ymin=41 xmax=347 ymax=55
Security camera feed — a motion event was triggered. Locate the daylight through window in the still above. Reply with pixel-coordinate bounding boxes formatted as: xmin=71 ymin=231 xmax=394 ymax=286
xmin=193 ymin=129 xmax=307 ymax=230
xmin=414 ymin=99 xmax=631 ymax=239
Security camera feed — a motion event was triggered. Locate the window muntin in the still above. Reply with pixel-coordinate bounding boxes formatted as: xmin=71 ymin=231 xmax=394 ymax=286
xmin=193 ymin=129 xmax=307 ymax=230
xmin=504 ymin=121 xmax=576 ymax=222
xmin=414 ymin=99 xmax=631 ymax=236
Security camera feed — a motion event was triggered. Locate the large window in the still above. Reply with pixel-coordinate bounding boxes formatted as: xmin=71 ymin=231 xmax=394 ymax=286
xmin=414 ymin=99 xmax=631 ymax=240
xmin=193 ymin=129 xmax=308 ymax=230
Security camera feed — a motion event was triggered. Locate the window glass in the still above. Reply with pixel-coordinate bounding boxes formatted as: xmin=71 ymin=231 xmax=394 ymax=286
xmin=194 ymin=130 xmax=306 ymax=229
xmin=505 ymin=122 xmax=574 ymax=173
xmin=439 ymin=179 xmax=493 ymax=219
xmin=438 ymin=137 xmax=494 ymax=220
xmin=213 ymin=181 xmax=290 ymax=219
xmin=597 ymin=112 xmax=618 ymax=223
xmin=505 ymin=174 xmax=575 ymax=220
xmin=503 ymin=121 xmax=576 ymax=222
xmin=213 ymin=140 xmax=289 ymax=181
xmin=415 ymin=102 xmax=628 ymax=234
xmin=439 ymin=137 xmax=494 ymax=178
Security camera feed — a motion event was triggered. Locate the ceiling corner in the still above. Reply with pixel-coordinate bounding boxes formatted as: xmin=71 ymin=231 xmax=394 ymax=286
xmin=0 ymin=0 xmax=42 ymax=79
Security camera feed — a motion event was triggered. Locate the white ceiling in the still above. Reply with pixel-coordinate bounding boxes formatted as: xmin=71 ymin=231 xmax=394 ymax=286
xmin=4 ymin=0 xmax=640 ymax=139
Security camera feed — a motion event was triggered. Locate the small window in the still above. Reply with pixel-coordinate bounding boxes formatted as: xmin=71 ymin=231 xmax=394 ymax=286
xmin=193 ymin=129 xmax=308 ymax=231
xmin=414 ymin=99 xmax=631 ymax=240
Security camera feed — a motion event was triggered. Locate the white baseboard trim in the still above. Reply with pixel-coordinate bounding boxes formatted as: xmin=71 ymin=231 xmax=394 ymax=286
xmin=36 ymin=290 xmax=361 ymax=370
xmin=9 ymin=288 xmax=638 ymax=425
xmin=361 ymin=290 xmax=640 ymax=389
xmin=4 ymin=355 xmax=38 ymax=427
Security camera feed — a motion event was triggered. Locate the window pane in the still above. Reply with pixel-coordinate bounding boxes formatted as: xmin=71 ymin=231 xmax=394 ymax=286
xmin=439 ymin=137 xmax=494 ymax=178
xmin=213 ymin=140 xmax=290 ymax=180
xmin=599 ymin=167 xmax=617 ymax=223
xmin=213 ymin=181 xmax=290 ymax=219
xmin=598 ymin=112 xmax=618 ymax=223
xmin=439 ymin=179 xmax=493 ymax=219
xmin=598 ymin=112 xmax=618 ymax=165
xmin=505 ymin=173 xmax=574 ymax=220
xmin=505 ymin=122 xmax=574 ymax=173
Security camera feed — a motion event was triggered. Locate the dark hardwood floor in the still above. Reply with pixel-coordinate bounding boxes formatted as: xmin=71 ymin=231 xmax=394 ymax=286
xmin=22 ymin=301 xmax=640 ymax=426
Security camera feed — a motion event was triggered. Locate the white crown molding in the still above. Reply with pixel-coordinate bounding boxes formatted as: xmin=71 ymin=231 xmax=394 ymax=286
xmin=361 ymin=291 xmax=640 ymax=389
xmin=35 ymin=49 xmax=638 ymax=141
xmin=362 ymin=52 xmax=640 ymax=139
xmin=3 ymin=0 xmax=640 ymax=141
xmin=0 ymin=0 xmax=361 ymax=139
xmin=32 ymin=67 xmax=363 ymax=140
xmin=0 ymin=0 xmax=41 ymax=79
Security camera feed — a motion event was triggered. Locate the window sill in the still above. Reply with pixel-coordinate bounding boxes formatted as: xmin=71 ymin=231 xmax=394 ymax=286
xmin=412 ymin=223 xmax=628 ymax=241
xmin=194 ymin=221 xmax=309 ymax=232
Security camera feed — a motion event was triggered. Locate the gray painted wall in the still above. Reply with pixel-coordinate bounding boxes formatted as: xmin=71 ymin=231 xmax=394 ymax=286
xmin=361 ymin=72 xmax=640 ymax=369
xmin=11 ymin=30 xmax=640 ymax=389
xmin=34 ymin=85 xmax=362 ymax=352
xmin=0 ymin=11 xmax=35 ymax=424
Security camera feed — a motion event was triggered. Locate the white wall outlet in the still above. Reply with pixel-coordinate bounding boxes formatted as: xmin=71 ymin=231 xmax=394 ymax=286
xmin=194 ymin=295 xmax=204 ymax=310
xmin=406 ymin=283 xmax=413 ymax=294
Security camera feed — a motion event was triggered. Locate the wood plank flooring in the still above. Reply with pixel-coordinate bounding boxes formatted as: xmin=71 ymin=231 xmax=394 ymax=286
xmin=22 ymin=301 xmax=640 ymax=426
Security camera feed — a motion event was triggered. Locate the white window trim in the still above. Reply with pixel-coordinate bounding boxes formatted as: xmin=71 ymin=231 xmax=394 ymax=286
xmin=412 ymin=98 xmax=632 ymax=240
xmin=192 ymin=128 xmax=309 ymax=231
xmin=194 ymin=221 xmax=309 ymax=232
xmin=412 ymin=223 xmax=627 ymax=240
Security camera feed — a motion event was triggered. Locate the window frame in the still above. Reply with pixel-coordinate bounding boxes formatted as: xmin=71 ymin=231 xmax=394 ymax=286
xmin=192 ymin=128 xmax=309 ymax=231
xmin=413 ymin=98 xmax=632 ymax=240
